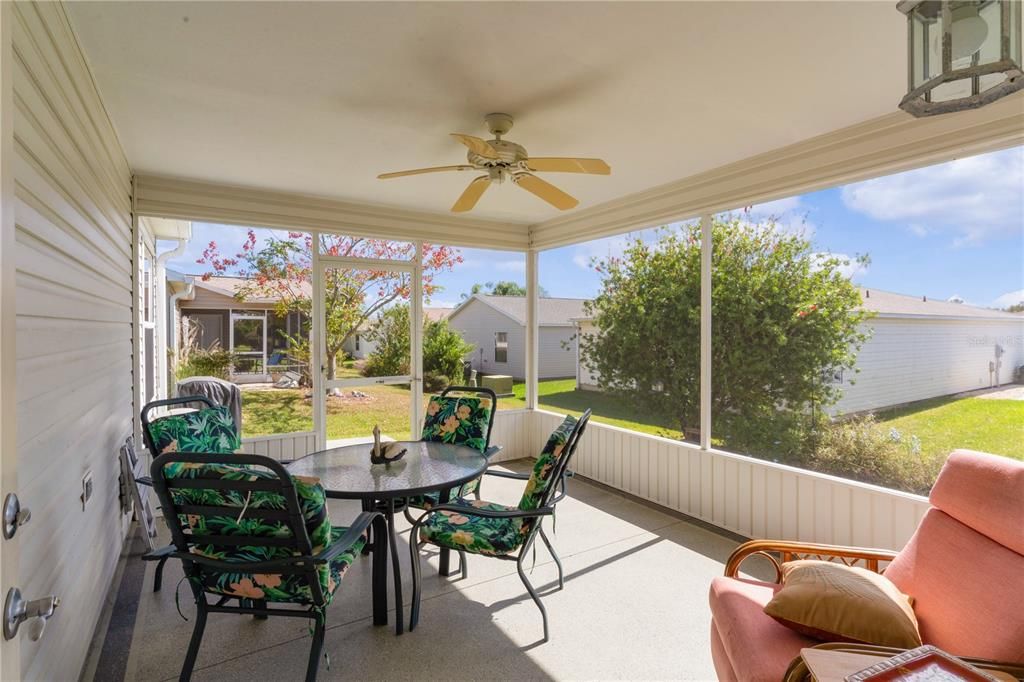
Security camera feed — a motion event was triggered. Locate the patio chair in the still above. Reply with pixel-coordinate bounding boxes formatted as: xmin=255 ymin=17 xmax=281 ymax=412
xmin=709 ymin=449 xmax=1024 ymax=682
xmin=409 ymin=409 xmax=591 ymax=642
xmin=150 ymin=452 xmax=381 ymax=682
xmin=403 ymin=385 xmax=501 ymax=522
xmin=141 ymin=395 xmax=241 ymax=456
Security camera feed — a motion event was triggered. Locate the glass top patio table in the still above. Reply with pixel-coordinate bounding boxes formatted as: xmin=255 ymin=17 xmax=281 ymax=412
xmin=285 ymin=440 xmax=488 ymax=500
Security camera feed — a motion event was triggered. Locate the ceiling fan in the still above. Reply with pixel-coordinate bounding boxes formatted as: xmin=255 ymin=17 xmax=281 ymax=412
xmin=377 ymin=113 xmax=610 ymax=213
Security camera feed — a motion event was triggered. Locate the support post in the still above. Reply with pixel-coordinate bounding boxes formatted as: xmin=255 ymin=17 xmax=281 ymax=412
xmin=411 ymin=242 xmax=424 ymax=437
xmin=700 ymin=213 xmax=713 ymax=450
xmin=525 ymin=249 xmax=539 ymax=410
xmin=311 ymin=232 xmax=325 ymax=449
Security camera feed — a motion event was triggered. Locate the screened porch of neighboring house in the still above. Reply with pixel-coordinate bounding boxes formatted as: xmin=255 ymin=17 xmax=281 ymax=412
xmin=1 ymin=2 xmax=1022 ymax=682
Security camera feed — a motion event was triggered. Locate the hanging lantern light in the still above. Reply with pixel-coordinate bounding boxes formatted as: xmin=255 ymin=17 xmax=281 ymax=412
xmin=898 ymin=0 xmax=1023 ymax=116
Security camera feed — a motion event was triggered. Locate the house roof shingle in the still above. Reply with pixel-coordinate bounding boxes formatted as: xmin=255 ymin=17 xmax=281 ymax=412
xmin=452 ymin=295 xmax=589 ymax=327
xmin=856 ymin=289 xmax=1024 ymax=320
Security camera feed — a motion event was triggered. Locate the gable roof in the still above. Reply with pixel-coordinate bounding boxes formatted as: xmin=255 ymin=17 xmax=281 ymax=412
xmin=572 ymin=288 xmax=1024 ymax=323
xmin=449 ymin=294 xmax=589 ymax=327
xmin=858 ymin=289 xmax=1023 ymax=321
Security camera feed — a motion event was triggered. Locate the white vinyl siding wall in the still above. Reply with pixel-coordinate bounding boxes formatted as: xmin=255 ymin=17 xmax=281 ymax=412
xmin=447 ymin=298 xmax=526 ymax=379
xmin=447 ymin=299 xmax=578 ymax=380
xmin=12 ymin=2 xmax=132 ymax=679
xmin=538 ymin=326 xmax=576 ymax=378
xmin=831 ymin=317 xmax=1024 ymax=414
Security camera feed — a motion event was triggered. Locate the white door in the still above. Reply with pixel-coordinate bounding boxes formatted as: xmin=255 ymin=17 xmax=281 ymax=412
xmin=0 ymin=1 xmax=19 ymax=672
xmin=313 ymin=252 xmax=423 ymax=448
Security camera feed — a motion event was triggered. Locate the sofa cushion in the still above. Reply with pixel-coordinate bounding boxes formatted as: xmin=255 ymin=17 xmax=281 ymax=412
xmin=885 ymin=508 xmax=1024 ymax=663
xmin=764 ymin=560 xmax=921 ymax=648
xmin=928 ymin=449 xmax=1024 ymax=556
xmin=709 ymin=576 xmax=815 ymax=682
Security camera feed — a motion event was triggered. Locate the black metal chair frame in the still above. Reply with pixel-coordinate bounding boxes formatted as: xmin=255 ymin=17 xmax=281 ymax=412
xmin=150 ymin=451 xmax=381 ymax=682
xmin=138 ymin=396 xmax=225 ymax=592
xmin=402 ymin=385 xmax=501 ymax=525
xmin=409 ymin=409 xmax=592 ymax=643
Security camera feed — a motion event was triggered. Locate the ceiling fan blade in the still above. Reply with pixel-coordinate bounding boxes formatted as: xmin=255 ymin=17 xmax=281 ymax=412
xmin=451 ymin=175 xmax=491 ymax=213
xmin=526 ymin=157 xmax=611 ymax=175
xmin=378 ymin=165 xmax=475 ymax=180
xmin=450 ymin=133 xmax=499 ymax=160
xmin=514 ymin=173 xmax=579 ymax=211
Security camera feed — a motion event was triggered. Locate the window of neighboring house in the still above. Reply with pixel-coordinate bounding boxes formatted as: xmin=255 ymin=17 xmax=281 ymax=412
xmin=494 ymin=332 xmax=508 ymax=363
xmin=355 ymin=334 xmax=361 ymax=352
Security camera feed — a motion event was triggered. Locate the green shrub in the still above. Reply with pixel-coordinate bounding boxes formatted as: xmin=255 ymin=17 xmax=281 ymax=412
xmin=424 ymin=319 xmax=473 ymax=381
xmin=176 ymin=346 xmax=236 ymax=381
xmin=423 ymin=371 xmax=450 ymax=393
xmin=802 ymin=414 xmax=942 ymax=495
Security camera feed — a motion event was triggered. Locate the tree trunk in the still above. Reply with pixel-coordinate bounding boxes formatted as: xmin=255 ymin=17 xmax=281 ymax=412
xmin=326 ymin=349 xmax=337 ymax=380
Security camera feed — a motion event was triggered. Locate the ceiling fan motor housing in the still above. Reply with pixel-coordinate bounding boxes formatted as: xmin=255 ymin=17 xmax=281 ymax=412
xmin=467 ymin=139 xmax=528 ymax=168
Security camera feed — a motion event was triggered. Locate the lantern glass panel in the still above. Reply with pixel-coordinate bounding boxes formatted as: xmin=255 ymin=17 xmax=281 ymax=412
xmin=975 ymin=1 xmax=1003 ymax=65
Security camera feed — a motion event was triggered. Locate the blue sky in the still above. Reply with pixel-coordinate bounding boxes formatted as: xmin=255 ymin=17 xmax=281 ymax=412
xmin=166 ymin=146 xmax=1023 ymax=310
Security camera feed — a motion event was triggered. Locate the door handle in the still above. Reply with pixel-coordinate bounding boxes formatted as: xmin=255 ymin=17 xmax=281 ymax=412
xmin=2 ymin=493 xmax=31 ymax=540
xmin=3 ymin=588 xmax=60 ymax=641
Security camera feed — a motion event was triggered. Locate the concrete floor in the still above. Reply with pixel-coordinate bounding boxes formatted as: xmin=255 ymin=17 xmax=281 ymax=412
xmin=97 ymin=460 xmax=765 ymax=682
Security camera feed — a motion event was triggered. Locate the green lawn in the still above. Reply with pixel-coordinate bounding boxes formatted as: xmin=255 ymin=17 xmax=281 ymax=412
xmin=242 ymin=378 xmax=1024 ymax=468
xmin=242 ymin=378 xmax=683 ymax=441
xmin=874 ymin=395 xmax=1024 ymax=462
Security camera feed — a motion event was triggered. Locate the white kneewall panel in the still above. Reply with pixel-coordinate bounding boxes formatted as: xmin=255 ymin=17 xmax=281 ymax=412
xmin=12 ymin=2 xmax=133 ymax=679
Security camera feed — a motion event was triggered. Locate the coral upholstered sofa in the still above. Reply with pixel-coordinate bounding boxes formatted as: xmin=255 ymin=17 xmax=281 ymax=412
xmin=708 ymin=450 xmax=1024 ymax=682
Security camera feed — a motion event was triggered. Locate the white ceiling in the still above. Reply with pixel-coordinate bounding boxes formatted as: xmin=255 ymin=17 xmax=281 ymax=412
xmin=68 ymin=1 xmax=908 ymax=225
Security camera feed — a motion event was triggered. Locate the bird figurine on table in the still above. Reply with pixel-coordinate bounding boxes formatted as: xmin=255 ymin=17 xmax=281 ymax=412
xmin=369 ymin=424 xmax=407 ymax=465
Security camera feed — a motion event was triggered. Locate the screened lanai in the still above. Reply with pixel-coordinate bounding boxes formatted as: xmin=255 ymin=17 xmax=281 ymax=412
xmin=1 ymin=2 xmax=1022 ymax=681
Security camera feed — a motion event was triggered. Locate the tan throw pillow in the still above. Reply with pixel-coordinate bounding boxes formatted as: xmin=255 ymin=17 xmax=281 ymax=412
xmin=763 ymin=560 xmax=922 ymax=648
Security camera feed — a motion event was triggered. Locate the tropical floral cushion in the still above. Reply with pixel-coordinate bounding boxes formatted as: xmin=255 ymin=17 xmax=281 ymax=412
xmin=147 ymin=407 xmax=240 ymax=455
xmin=419 ymin=498 xmax=527 ymax=556
xmin=420 ymin=395 xmax=492 ymax=453
xmin=518 ymin=414 xmax=577 ymax=512
xmin=162 ymin=461 xmax=360 ymax=605
xmin=406 ymin=478 xmax=480 ymax=511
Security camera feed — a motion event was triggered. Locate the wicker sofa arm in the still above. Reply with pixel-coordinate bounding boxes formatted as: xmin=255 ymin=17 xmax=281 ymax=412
xmin=725 ymin=539 xmax=899 ymax=583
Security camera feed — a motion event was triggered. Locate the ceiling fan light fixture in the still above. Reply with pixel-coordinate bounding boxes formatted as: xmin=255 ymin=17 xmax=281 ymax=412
xmin=377 ymin=114 xmax=611 ymax=213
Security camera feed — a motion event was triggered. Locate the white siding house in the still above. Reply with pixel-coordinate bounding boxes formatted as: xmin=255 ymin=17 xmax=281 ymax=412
xmin=447 ymin=295 xmax=586 ymax=380
xmin=577 ymin=289 xmax=1024 ymax=415
xmin=341 ymin=307 xmax=451 ymax=360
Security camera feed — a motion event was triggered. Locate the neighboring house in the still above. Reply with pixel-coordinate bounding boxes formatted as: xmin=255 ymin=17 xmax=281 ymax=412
xmin=173 ymin=273 xmax=308 ymax=383
xmin=447 ymin=295 xmax=588 ymax=380
xmin=342 ymin=307 xmax=452 ymax=360
xmin=575 ymin=288 xmax=1024 ymax=415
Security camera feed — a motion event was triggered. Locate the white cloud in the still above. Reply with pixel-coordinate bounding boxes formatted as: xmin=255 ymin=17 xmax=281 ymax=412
xmin=730 ymin=197 xmax=816 ymax=239
xmin=992 ymin=289 xmax=1024 ymax=309
xmin=841 ymin=147 xmax=1024 ymax=247
xmin=811 ymin=252 xmax=868 ymax=280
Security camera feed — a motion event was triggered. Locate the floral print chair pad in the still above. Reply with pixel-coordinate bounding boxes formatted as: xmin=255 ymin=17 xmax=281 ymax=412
xmin=419 ymin=499 xmax=527 ymax=555
xmin=409 ymin=394 xmax=493 ymax=507
xmin=163 ymin=461 xmax=363 ymax=604
xmin=147 ymin=406 xmax=241 ymax=455
xmin=418 ymin=414 xmax=578 ymax=555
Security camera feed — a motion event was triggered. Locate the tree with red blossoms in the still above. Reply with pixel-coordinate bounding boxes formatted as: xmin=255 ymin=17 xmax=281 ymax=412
xmin=198 ymin=231 xmax=461 ymax=379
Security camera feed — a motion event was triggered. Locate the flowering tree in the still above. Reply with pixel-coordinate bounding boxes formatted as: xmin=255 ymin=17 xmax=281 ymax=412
xmin=580 ymin=214 xmax=870 ymax=448
xmin=199 ymin=231 xmax=461 ymax=379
